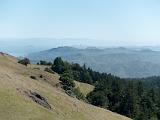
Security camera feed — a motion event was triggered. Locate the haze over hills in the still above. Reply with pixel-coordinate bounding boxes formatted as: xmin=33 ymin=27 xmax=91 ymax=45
xmin=2 ymin=38 xmax=160 ymax=57
xmin=0 ymin=38 xmax=100 ymax=56
xmin=28 ymin=46 xmax=160 ymax=78
xmin=1 ymin=0 xmax=160 ymax=119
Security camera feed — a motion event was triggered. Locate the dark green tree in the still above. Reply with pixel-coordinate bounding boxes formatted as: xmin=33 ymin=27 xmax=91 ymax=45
xmin=137 ymin=81 xmax=143 ymax=97
xmin=18 ymin=58 xmax=30 ymax=66
xmin=51 ymin=57 xmax=65 ymax=74
xmin=87 ymin=91 xmax=108 ymax=107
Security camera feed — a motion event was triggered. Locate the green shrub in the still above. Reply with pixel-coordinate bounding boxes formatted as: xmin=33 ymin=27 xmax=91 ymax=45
xmin=30 ymin=76 xmax=36 ymax=80
xmin=60 ymin=75 xmax=75 ymax=88
xmin=18 ymin=58 xmax=30 ymax=66
xmin=40 ymin=75 xmax=43 ymax=78
xmin=44 ymin=68 xmax=55 ymax=74
xmin=40 ymin=60 xmax=52 ymax=66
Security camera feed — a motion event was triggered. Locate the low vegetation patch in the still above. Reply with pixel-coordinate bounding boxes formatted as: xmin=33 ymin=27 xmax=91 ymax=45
xmin=30 ymin=76 xmax=36 ymax=80
xmin=18 ymin=58 xmax=30 ymax=66
xmin=40 ymin=74 xmax=43 ymax=78
xmin=37 ymin=60 xmax=52 ymax=66
xmin=59 ymin=73 xmax=86 ymax=100
xmin=44 ymin=68 xmax=55 ymax=74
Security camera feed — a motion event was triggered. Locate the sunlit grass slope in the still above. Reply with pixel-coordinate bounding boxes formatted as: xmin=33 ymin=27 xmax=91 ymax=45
xmin=0 ymin=52 xmax=131 ymax=120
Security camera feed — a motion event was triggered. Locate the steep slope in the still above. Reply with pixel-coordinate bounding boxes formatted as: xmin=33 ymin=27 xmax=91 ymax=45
xmin=0 ymin=52 xmax=131 ymax=120
xmin=28 ymin=47 xmax=160 ymax=78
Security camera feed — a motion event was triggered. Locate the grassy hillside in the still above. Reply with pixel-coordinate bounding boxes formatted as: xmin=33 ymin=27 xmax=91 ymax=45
xmin=74 ymin=81 xmax=94 ymax=96
xmin=0 ymin=52 xmax=131 ymax=120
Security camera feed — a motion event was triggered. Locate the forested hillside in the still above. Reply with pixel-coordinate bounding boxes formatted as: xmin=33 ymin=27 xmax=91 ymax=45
xmin=49 ymin=57 xmax=160 ymax=120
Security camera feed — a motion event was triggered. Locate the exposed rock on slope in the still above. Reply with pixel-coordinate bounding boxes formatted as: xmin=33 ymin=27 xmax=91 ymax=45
xmin=26 ymin=91 xmax=52 ymax=110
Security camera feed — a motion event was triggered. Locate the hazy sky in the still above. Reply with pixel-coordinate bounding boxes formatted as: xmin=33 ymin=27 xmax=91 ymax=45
xmin=0 ymin=0 xmax=160 ymax=46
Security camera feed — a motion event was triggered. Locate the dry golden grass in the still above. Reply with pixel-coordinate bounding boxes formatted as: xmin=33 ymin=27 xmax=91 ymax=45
xmin=75 ymin=81 xmax=94 ymax=96
xmin=0 ymin=53 xmax=131 ymax=120
xmin=28 ymin=64 xmax=50 ymax=71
